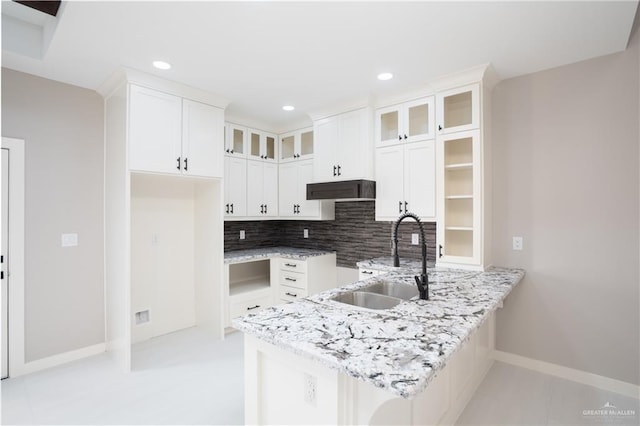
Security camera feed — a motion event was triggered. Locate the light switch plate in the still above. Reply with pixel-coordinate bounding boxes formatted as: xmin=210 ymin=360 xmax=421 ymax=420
xmin=304 ymin=229 xmax=309 ymax=239
xmin=512 ymin=236 xmax=523 ymax=251
xmin=61 ymin=233 xmax=78 ymax=247
xmin=411 ymin=233 xmax=419 ymax=245
xmin=239 ymin=230 xmax=245 ymax=240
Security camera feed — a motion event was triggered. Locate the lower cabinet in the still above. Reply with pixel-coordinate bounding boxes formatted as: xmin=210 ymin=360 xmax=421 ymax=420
xmin=225 ymin=253 xmax=337 ymax=327
xmin=244 ymin=311 xmax=496 ymax=425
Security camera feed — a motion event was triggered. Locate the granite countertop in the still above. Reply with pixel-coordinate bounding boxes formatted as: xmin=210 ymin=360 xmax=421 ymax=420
xmin=224 ymin=246 xmax=336 ymax=264
xmin=232 ymin=258 xmax=525 ymax=399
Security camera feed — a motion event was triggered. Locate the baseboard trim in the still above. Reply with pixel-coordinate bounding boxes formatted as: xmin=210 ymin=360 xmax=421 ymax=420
xmin=11 ymin=343 xmax=106 ymax=378
xmin=493 ymin=350 xmax=640 ymax=399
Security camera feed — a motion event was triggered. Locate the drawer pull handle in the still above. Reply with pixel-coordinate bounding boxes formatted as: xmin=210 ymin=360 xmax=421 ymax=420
xmin=285 ymin=292 xmax=297 ymax=297
xmin=247 ymin=305 xmax=261 ymax=311
xmin=285 ymin=277 xmax=297 ymax=282
xmin=284 ymin=263 xmax=297 ymax=268
xmin=362 ymin=271 xmax=373 ymax=275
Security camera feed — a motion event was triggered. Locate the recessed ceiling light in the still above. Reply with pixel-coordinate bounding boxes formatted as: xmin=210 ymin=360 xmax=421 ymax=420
xmin=377 ymin=72 xmax=393 ymax=81
xmin=153 ymin=60 xmax=171 ymax=70
xmin=282 ymin=105 xmax=295 ymax=111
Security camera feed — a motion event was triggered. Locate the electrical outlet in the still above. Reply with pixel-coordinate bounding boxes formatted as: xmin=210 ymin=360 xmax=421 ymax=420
xmin=303 ymin=229 xmax=309 ymax=239
xmin=411 ymin=233 xmax=419 ymax=245
xmin=151 ymin=234 xmax=159 ymax=246
xmin=240 ymin=230 xmax=245 ymax=240
xmin=61 ymin=233 xmax=78 ymax=247
xmin=512 ymin=236 xmax=523 ymax=251
xmin=304 ymin=374 xmax=317 ymax=405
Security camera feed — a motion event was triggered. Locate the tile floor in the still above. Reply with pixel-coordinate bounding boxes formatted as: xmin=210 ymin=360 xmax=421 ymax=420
xmin=2 ymin=327 xmax=638 ymax=425
xmin=1 ymin=328 xmax=244 ymax=425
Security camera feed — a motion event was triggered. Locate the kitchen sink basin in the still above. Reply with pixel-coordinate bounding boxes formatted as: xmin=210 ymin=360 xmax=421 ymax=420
xmin=360 ymin=281 xmax=419 ymax=300
xmin=331 ymin=291 xmax=401 ymax=310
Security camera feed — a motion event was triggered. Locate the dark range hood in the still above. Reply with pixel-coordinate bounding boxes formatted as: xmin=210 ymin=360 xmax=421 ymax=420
xmin=306 ymin=180 xmax=376 ymax=200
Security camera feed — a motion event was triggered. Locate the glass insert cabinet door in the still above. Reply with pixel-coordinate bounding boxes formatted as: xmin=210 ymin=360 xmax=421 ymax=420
xmin=225 ymin=124 xmax=247 ymax=156
xmin=436 ymin=84 xmax=480 ymax=135
xmin=375 ymin=96 xmax=434 ymax=146
xmin=279 ymin=128 xmax=314 ymax=162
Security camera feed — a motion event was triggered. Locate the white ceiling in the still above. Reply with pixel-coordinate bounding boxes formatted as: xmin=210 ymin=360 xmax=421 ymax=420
xmin=2 ymin=1 xmax=638 ymax=133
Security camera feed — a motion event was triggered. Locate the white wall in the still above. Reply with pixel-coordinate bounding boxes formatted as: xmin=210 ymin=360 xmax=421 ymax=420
xmin=492 ymin=30 xmax=640 ymax=385
xmin=1 ymin=69 xmax=105 ymax=361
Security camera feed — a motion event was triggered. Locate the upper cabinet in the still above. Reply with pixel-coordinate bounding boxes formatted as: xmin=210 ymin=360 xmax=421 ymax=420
xmin=313 ymin=107 xmax=373 ymax=182
xmin=279 ymin=127 xmax=314 ymax=162
xmin=435 ymin=84 xmax=480 ymax=135
xmin=225 ymin=124 xmax=248 ymax=157
xmin=375 ymin=97 xmax=435 ymax=147
xmin=248 ymin=129 xmax=277 ymax=162
xmin=129 ymin=85 xmax=224 ymax=178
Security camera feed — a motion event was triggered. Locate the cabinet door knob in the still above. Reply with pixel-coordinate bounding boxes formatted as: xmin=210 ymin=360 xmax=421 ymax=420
xmin=225 ymin=204 xmax=229 ymax=214
xmin=265 ymin=204 xmax=268 ymax=214
xmin=285 ymin=292 xmax=297 ymax=297
xmin=362 ymin=270 xmax=373 ymax=275
xmin=226 ymin=149 xmax=230 ymax=153
xmin=176 ymin=157 xmax=181 ymax=170
xmin=183 ymin=158 xmax=188 ymax=171
xmin=285 ymin=277 xmax=297 ymax=282
xmin=399 ymin=201 xmax=403 ymax=214
xmin=404 ymin=134 xmax=408 ymax=139
xmin=404 ymin=201 xmax=408 ymax=213
xmin=230 ymin=149 xmax=234 ymax=154
xmin=398 ymin=135 xmax=402 ymax=141
xmin=333 ymin=165 xmax=337 ymax=176
xmin=230 ymin=203 xmax=234 ymax=214
xmin=247 ymin=305 xmax=261 ymax=311
xmin=439 ymin=244 xmax=443 ymax=258
xmin=438 ymin=125 xmax=443 ymax=131
xmin=337 ymin=165 xmax=341 ymax=176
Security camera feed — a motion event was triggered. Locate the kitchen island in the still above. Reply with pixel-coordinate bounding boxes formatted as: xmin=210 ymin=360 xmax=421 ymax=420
xmin=233 ymin=258 xmax=524 ymax=425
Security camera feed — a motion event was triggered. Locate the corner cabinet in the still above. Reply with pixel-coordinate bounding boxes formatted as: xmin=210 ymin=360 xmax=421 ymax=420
xmin=313 ymin=108 xmax=373 ymax=182
xmin=434 ymin=67 xmax=496 ymax=271
xmin=279 ymin=127 xmax=314 ymax=163
xmin=129 ymin=85 xmax=224 ymax=178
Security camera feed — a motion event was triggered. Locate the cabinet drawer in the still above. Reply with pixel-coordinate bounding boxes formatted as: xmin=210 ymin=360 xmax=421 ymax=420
xmin=280 ymin=258 xmax=307 ymax=273
xmin=279 ymin=285 xmax=308 ymax=303
xmin=280 ymin=271 xmax=307 ymax=290
xmin=230 ymin=295 xmax=272 ymax=319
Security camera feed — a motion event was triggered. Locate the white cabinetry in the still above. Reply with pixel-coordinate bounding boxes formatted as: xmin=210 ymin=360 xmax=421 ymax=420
xmin=279 ymin=160 xmax=335 ymax=219
xmin=247 ymin=160 xmax=278 ymax=217
xmin=225 ymin=253 xmax=336 ymax=327
xmin=375 ymin=97 xmax=434 ymax=147
xmin=101 ymin=70 xmax=227 ymax=372
xmin=129 ymin=85 xmax=223 ymax=178
xmin=248 ymin=129 xmax=277 ymax=162
xmin=375 ymin=140 xmax=436 ymax=220
xmin=313 ymin=108 xmax=373 ymax=182
xmin=434 ymin=69 xmax=495 ymax=270
xmin=280 ymin=127 xmax=314 ymax=162
xmin=224 ymin=156 xmax=247 ymax=217
xmin=277 ymin=254 xmax=337 ymax=304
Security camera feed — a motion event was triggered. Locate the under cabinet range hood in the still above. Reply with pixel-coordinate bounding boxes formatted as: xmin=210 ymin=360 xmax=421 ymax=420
xmin=306 ymin=180 xmax=376 ymax=200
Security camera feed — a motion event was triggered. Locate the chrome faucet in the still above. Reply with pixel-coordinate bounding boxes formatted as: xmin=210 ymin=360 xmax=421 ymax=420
xmin=392 ymin=212 xmax=429 ymax=300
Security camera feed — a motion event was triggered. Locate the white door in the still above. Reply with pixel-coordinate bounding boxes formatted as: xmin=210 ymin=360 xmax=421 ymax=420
xmin=262 ymin=163 xmax=278 ymax=217
xmin=279 ymin=163 xmax=298 ymax=217
xmin=313 ymin=117 xmax=338 ymax=182
xmin=404 ymin=140 xmax=436 ymax=219
xmin=246 ymin=160 xmax=264 ymax=216
xmin=182 ymin=100 xmax=224 ymax=178
xmin=297 ymin=160 xmax=319 ymax=217
xmin=375 ymin=146 xmax=405 ymax=219
xmin=224 ymin=156 xmax=247 ymax=217
xmin=128 ymin=85 xmax=182 ymax=174
xmin=1 ymin=148 xmax=8 ymax=379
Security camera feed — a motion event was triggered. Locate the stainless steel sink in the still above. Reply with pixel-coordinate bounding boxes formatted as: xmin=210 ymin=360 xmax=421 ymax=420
xmin=331 ymin=291 xmax=402 ymax=310
xmin=361 ymin=281 xmax=419 ymax=300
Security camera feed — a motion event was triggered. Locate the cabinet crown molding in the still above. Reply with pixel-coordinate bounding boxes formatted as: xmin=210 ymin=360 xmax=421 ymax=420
xmin=97 ymin=67 xmax=230 ymax=109
xmin=429 ymin=63 xmax=500 ymax=93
